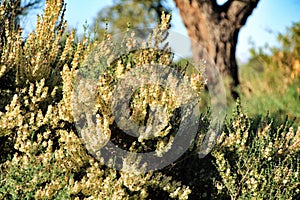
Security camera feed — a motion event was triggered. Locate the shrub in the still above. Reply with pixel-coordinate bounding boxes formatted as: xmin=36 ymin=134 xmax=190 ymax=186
xmin=213 ymin=102 xmax=300 ymax=199
xmin=0 ymin=0 xmax=299 ymax=199
xmin=0 ymin=0 xmax=200 ymax=199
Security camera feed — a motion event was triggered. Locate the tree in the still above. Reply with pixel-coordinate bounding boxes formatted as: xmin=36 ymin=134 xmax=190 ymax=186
xmin=90 ymin=0 xmax=170 ymax=40
xmin=174 ymin=0 xmax=260 ymax=99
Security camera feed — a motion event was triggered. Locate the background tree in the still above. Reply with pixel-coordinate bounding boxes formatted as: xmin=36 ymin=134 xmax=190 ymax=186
xmin=92 ymin=0 xmax=260 ymax=99
xmin=90 ymin=0 xmax=170 ymax=40
xmin=174 ymin=0 xmax=260 ymax=98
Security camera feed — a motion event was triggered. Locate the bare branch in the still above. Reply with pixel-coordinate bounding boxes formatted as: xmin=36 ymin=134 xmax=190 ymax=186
xmin=19 ymin=0 xmax=44 ymax=15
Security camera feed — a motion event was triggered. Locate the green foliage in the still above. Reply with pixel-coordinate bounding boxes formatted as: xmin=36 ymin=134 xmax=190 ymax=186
xmin=238 ymin=22 xmax=300 ymax=125
xmin=90 ymin=0 xmax=170 ymax=41
xmin=277 ymin=22 xmax=300 ymax=60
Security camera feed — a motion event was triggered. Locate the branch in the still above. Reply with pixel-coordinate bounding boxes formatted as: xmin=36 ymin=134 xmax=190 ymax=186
xmin=174 ymin=0 xmax=215 ymax=10
xmin=221 ymin=0 xmax=260 ymax=27
xmin=196 ymin=0 xmax=217 ymax=5
xmin=23 ymin=0 xmax=43 ymax=9
xmin=19 ymin=0 xmax=44 ymax=15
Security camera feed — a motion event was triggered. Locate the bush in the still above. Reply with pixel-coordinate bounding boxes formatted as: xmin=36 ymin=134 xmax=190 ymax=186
xmin=213 ymin=102 xmax=300 ymax=199
xmin=0 ymin=0 xmax=299 ymax=199
xmin=0 ymin=0 xmax=197 ymax=199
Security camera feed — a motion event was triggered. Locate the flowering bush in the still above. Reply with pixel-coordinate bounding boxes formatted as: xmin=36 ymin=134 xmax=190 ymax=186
xmin=0 ymin=0 xmax=194 ymax=199
xmin=213 ymin=102 xmax=300 ymax=199
xmin=0 ymin=0 xmax=299 ymax=199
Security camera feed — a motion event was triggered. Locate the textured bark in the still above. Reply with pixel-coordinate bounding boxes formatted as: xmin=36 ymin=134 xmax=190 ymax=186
xmin=174 ymin=0 xmax=260 ymax=98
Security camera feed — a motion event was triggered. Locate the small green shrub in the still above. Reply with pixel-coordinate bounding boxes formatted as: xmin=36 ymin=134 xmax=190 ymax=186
xmin=213 ymin=102 xmax=300 ymax=199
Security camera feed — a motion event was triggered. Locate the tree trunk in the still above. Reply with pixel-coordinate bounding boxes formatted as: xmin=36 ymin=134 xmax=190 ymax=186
xmin=174 ymin=0 xmax=260 ymax=99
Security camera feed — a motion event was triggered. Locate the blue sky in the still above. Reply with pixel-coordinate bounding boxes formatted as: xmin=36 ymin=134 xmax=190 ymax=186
xmin=22 ymin=0 xmax=300 ymax=63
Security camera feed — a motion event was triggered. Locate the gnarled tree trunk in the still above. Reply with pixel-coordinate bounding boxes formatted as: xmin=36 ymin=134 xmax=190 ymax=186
xmin=174 ymin=0 xmax=260 ymax=99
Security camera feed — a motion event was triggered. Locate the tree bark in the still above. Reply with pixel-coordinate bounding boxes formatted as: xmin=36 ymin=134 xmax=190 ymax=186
xmin=174 ymin=0 xmax=260 ymax=99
